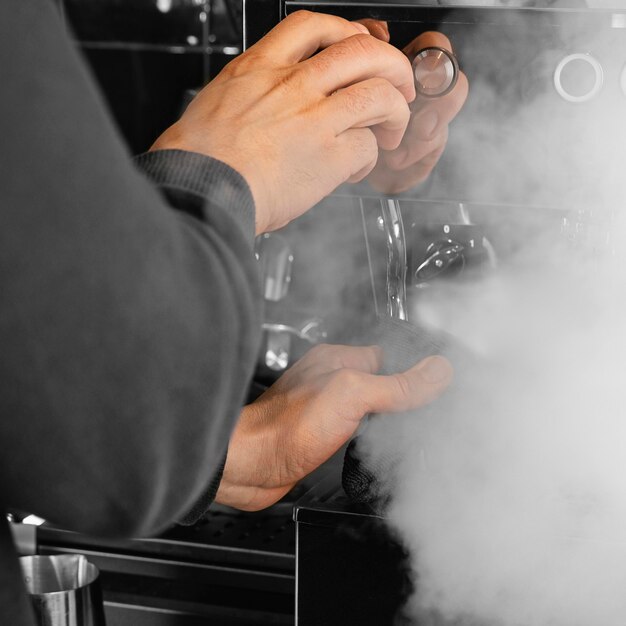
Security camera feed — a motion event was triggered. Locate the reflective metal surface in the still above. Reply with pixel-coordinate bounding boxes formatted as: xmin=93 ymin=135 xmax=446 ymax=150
xmin=413 ymin=46 xmax=459 ymax=98
xmin=255 ymin=233 xmax=294 ymax=302
xmin=20 ymin=555 xmax=106 ymax=626
xmin=415 ymin=239 xmax=465 ymax=283
xmin=380 ymin=198 xmax=408 ymax=321
xmin=262 ymin=317 xmax=327 ymax=343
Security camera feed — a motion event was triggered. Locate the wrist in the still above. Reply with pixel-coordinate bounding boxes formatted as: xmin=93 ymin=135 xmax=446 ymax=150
xmin=215 ymin=402 xmax=291 ymax=511
xmin=150 ymin=128 xmax=269 ymax=236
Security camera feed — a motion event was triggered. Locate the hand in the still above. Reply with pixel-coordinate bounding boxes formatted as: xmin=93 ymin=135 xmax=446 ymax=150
xmin=151 ymin=11 xmax=416 ymax=234
xmin=215 ymin=344 xmax=452 ymax=511
xmin=361 ymin=24 xmax=469 ymax=193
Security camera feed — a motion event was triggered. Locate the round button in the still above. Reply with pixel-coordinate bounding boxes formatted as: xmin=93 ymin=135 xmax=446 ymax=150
xmin=413 ymin=47 xmax=459 ymax=98
xmin=553 ymin=53 xmax=603 ymax=103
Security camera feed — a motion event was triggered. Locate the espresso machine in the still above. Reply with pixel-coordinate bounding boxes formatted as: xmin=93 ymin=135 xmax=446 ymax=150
xmin=11 ymin=1 xmax=626 ymax=624
xmin=243 ymin=2 xmax=626 ymax=625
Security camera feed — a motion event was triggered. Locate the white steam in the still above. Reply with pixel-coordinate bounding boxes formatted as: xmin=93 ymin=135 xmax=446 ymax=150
xmin=358 ymin=10 xmax=626 ymax=626
xmin=392 ymin=261 xmax=626 ymax=626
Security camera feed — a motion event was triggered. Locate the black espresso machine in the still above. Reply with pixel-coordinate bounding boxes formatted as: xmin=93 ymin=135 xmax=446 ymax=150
xmin=244 ymin=2 xmax=626 ymax=625
xmin=11 ymin=1 xmax=626 ymax=625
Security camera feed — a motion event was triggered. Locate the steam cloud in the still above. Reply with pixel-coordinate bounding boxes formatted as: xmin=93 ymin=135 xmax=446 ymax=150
xmin=387 ymin=260 xmax=626 ymax=626
xmin=357 ymin=8 xmax=626 ymax=626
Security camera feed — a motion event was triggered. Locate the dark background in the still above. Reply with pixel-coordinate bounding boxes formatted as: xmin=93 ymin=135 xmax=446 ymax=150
xmin=53 ymin=0 xmax=242 ymax=153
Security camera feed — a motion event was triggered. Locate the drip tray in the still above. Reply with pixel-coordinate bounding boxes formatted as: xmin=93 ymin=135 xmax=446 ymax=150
xmin=36 ymin=504 xmax=296 ymax=625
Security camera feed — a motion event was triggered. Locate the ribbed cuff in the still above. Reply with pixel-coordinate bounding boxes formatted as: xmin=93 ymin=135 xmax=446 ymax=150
xmin=177 ymin=456 xmax=227 ymax=526
xmin=135 ymin=149 xmax=256 ymax=241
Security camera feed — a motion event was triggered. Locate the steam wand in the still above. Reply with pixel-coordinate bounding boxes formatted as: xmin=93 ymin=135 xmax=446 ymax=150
xmin=380 ymin=198 xmax=408 ymax=321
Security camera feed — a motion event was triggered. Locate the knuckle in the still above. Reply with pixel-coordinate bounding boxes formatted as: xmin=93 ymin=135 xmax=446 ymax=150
xmin=227 ymin=51 xmax=264 ymax=76
xmin=347 ymin=32 xmax=378 ymax=57
xmin=344 ymin=85 xmax=378 ymax=115
xmin=220 ymin=56 xmax=241 ymax=78
xmin=276 ymin=67 xmax=306 ymax=93
xmin=306 ymin=343 xmax=333 ymax=362
xmin=355 ymin=128 xmax=378 ymax=156
xmin=333 ymin=368 xmax=363 ymax=391
xmin=316 ymin=344 xmax=350 ymax=369
xmin=286 ymin=9 xmax=314 ymax=25
xmin=311 ymin=43 xmax=350 ymax=74
xmin=372 ymin=78 xmax=405 ymax=110
xmin=393 ymin=373 xmax=415 ymax=407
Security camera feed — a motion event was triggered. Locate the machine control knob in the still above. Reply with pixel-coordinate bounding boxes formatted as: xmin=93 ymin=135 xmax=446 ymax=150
xmin=553 ymin=53 xmax=603 ymax=103
xmin=412 ymin=47 xmax=459 ymax=98
xmin=415 ymin=239 xmax=465 ymax=284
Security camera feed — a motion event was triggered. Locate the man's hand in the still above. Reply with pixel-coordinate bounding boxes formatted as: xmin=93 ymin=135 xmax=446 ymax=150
xmin=151 ymin=11 xmax=415 ymax=234
xmin=361 ymin=25 xmax=469 ymax=193
xmin=215 ymin=344 xmax=452 ymax=511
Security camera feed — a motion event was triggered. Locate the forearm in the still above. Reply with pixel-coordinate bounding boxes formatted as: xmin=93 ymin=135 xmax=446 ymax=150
xmin=0 ymin=0 xmax=260 ymax=538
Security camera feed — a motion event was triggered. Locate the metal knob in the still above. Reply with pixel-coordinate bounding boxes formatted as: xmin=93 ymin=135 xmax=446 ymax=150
xmin=415 ymin=239 xmax=465 ymax=284
xmin=413 ymin=46 xmax=459 ymax=98
xmin=553 ymin=53 xmax=603 ymax=103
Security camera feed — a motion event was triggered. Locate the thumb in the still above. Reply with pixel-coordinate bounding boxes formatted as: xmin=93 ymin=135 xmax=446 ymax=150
xmin=360 ymin=355 xmax=453 ymax=414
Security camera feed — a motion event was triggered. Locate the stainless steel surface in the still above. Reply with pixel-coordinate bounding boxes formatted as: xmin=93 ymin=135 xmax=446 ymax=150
xmin=262 ymin=317 xmax=326 ymax=344
xmin=20 ymin=555 xmax=106 ymax=626
xmin=256 ymin=232 xmax=297 ymax=371
xmin=380 ymin=198 xmax=408 ymax=321
xmin=262 ymin=317 xmax=326 ymax=370
xmin=10 ymin=522 xmax=37 ymax=556
xmin=264 ymin=329 xmax=291 ymax=370
xmin=415 ymin=239 xmax=465 ymax=284
xmin=413 ymin=46 xmax=459 ymax=98
xmin=255 ymin=233 xmax=293 ymax=302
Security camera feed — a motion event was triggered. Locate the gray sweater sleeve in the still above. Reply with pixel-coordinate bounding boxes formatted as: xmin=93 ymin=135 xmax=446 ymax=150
xmin=0 ymin=0 xmax=261 ymax=538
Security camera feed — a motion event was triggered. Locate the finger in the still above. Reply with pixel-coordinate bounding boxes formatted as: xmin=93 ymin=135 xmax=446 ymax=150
xmin=347 ymin=159 xmax=378 ymax=184
xmin=251 ymin=10 xmax=369 ymax=65
xmin=330 ymin=127 xmax=379 ymax=185
xmin=303 ymin=344 xmax=383 ymax=373
xmin=384 ymin=126 xmax=448 ymax=172
xmin=302 ymin=34 xmax=416 ymax=102
xmin=355 ymin=19 xmax=390 ymax=42
xmin=410 ymin=71 xmax=469 ymax=141
xmin=321 ymin=78 xmax=410 ymax=150
xmin=403 ymin=30 xmax=455 ymax=62
xmin=360 ymin=355 xmax=453 ymax=414
xmin=369 ymin=139 xmax=447 ymax=193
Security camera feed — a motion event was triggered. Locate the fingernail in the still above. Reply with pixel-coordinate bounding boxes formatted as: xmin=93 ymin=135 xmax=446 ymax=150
xmin=417 ymin=356 xmax=453 ymax=384
xmin=373 ymin=23 xmax=390 ymax=42
xmin=416 ymin=110 xmax=439 ymax=141
xmin=353 ymin=22 xmax=370 ymax=34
